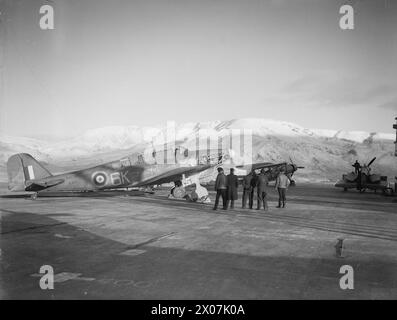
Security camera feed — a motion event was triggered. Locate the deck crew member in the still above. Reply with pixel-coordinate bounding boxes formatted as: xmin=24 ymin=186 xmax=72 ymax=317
xmin=275 ymin=167 xmax=290 ymax=208
xmin=250 ymin=171 xmax=258 ymax=209
xmin=256 ymin=169 xmax=269 ymax=211
xmin=213 ymin=167 xmax=227 ymax=210
xmin=242 ymin=171 xmax=253 ymax=209
xmin=352 ymin=160 xmax=361 ymax=175
xmin=226 ymin=168 xmax=238 ymax=209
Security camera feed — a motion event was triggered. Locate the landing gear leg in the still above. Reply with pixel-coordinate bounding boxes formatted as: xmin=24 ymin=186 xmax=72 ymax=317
xmin=194 ymin=182 xmax=210 ymax=203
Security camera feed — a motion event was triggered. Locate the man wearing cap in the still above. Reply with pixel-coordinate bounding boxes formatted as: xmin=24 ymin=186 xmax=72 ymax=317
xmin=243 ymin=170 xmax=257 ymax=209
xmin=242 ymin=171 xmax=253 ymax=209
xmin=275 ymin=166 xmax=290 ymax=208
xmin=250 ymin=171 xmax=258 ymax=209
xmin=213 ymin=167 xmax=227 ymax=210
xmin=352 ymin=160 xmax=361 ymax=175
xmin=256 ymin=168 xmax=269 ymax=211
xmin=226 ymin=168 xmax=239 ymax=209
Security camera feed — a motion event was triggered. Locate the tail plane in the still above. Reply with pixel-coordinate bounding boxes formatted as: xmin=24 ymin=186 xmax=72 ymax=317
xmin=7 ymin=153 xmax=52 ymax=191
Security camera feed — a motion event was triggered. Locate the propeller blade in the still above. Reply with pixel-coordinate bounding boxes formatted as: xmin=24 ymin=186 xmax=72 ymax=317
xmin=368 ymin=157 xmax=376 ymax=167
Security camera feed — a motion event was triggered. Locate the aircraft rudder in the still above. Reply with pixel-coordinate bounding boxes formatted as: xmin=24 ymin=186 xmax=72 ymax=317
xmin=6 ymin=153 xmax=52 ymax=191
xmin=7 ymin=154 xmax=26 ymax=191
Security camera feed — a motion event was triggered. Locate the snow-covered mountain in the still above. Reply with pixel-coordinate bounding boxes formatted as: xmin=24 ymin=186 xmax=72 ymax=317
xmin=1 ymin=118 xmax=396 ymax=183
xmin=310 ymin=129 xmax=395 ymax=143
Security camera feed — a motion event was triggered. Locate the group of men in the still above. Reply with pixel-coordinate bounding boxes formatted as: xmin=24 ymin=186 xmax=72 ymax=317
xmin=213 ymin=166 xmax=290 ymax=211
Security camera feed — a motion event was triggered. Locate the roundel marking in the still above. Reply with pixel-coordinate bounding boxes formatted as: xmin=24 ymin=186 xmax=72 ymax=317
xmin=92 ymin=172 xmax=108 ymax=186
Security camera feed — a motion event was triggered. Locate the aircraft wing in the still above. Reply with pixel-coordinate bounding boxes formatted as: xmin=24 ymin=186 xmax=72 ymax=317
xmin=236 ymin=162 xmax=287 ymax=171
xmin=135 ymin=164 xmax=213 ymax=187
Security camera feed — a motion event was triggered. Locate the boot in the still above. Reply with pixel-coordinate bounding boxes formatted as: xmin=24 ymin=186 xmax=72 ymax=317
xmin=282 ymin=202 xmax=285 ymax=208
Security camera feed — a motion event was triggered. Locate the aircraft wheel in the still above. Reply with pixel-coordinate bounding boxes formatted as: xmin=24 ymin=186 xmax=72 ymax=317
xmin=172 ymin=186 xmax=186 ymax=199
xmin=31 ymin=193 xmax=38 ymax=200
xmin=343 ymin=187 xmax=348 ymax=192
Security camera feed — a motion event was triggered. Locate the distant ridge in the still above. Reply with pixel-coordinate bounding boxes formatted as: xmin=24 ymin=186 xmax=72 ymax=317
xmin=1 ymin=118 xmax=396 ymax=183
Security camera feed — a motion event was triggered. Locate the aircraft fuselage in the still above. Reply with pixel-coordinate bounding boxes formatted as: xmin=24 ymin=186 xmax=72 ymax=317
xmin=24 ymin=159 xmax=212 ymax=193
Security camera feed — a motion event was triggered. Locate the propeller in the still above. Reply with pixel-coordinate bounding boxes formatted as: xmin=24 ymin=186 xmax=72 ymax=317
xmin=288 ymin=157 xmax=305 ymax=173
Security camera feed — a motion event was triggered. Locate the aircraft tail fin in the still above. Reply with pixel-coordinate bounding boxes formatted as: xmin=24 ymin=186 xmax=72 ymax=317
xmin=7 ymin=153 xmax=52 ymax=191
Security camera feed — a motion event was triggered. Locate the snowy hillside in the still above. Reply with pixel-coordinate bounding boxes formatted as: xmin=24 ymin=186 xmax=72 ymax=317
xmin=310 ymin=129 xmax=395 ymax=143
xmin=1 ymin=118 xmax=396 ymax=183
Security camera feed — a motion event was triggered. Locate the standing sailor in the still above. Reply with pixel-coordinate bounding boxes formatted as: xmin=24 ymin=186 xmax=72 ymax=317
xmin=275 ymin=167 xmax=290 ymax=208
xmin=352 ymin=160 xmax=361 ymax=175
xmin=213 ymin=167 xmax=227 ymax=210
xmin=242 ymin=171 xmax=253 ymax=209
xmin=226 ymin=168 xmax=238 ymax=209
xmin=250 ymin=171 xmax=258 ymax=209
xmin=256 ymin=169 xmax=269 ymax=211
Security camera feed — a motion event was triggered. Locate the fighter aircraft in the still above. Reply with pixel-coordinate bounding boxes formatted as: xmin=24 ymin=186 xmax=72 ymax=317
xmin=335 ymin=157 xmax=394 ymax=194
xmin=226 ymin=158 xmax=304 ymax=186
xmin=6 ymin=150 xmax=217 ymax=199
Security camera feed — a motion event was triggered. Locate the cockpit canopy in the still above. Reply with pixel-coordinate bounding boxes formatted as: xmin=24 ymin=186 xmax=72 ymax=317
xmin=118 ymin=146 xmax=227 ymax=167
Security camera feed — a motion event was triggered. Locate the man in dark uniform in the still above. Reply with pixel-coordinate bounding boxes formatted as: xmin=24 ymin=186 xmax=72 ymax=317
xmin=226 ymin=168 xmax=238 ymax=209
xmin=249 ymin=171 xmax=257 ymax=209
xmin=256 ymin=168 xmax=269 ymax=211
xmin=213 ymin=167 xmax=227 ymax=210
xmin=352 ymin=160 xmax=361 ymax=175
xmin=242 ymin=171 xmax=253 ymax=209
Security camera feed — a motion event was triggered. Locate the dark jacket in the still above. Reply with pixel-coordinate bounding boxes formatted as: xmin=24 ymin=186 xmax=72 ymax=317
xmin=256 ymin=174 xmax=268 ymax=193
xmin=215 ymin=173 xmax=227 ymax=190
xmin=250 ymin=173 xmax=258 ymax=189
xmin=242 ymin=174 xmax=253 ymax=190
xmin=227 ymin=173 xmax=239 ymax=200
xmin=352 ymin=162 xmax=361 ymax=170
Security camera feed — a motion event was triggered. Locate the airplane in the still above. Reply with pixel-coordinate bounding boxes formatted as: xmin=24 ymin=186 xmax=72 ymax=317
xmin=6 ymin=151 xmax=217 ymax=200
xmin=173 ymin=146 xmax=303 ymax=182
xmin=335 ymin=157 xmax=394 ymax=195
xmin=6 ymin=149 xmax=304 ymax=201
xmin=220 ymin=158 xmax=304 ymax=186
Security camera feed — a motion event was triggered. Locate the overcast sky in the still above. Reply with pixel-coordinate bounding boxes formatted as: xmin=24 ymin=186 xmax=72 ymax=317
xmin=1 ymin=0 xmax=396 ymax=139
